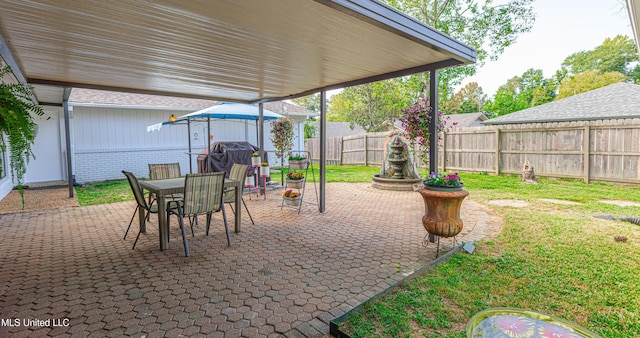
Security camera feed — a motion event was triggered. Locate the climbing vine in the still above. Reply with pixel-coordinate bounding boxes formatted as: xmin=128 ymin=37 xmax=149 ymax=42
xmin=0 ymin=66 xmax=46 ymax=207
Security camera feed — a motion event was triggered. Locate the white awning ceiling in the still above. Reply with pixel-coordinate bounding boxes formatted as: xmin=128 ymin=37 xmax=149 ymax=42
xmin=0 ymin=0 xmax=476 ymax=106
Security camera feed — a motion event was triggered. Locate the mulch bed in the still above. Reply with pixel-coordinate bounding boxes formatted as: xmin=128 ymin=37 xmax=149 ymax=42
xmin=0 ymin=187 xmax=79 ymax=215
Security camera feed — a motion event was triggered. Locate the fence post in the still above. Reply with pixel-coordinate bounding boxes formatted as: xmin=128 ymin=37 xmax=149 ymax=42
xmin=495 ymin=128 xmax=501 ymax=175
xmin=364 ymin=134 xmax=368 ymax=166
xmin=583 ymin=125 xmax=590 ymax=183
xmin=339 ymin=137 xmax=344 ymax=165
xmin=442 ymin=132 xmax=446 ymax=172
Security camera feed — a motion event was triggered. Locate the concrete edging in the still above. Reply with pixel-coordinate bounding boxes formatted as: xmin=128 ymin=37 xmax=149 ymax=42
xmin=329 ymin=244 xmax=464 ymax=337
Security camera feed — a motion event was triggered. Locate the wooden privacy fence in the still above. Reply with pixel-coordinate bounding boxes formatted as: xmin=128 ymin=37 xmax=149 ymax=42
xmin=305 ymin=119 xmax=640 ymax=184
xmin=305 ymin=132 xmax=389 ymax=166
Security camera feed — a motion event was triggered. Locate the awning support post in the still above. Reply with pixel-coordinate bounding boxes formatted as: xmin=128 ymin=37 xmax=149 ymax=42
xmin=319 ymin=90 xmax=327 ymax=213
xmin=429 ymin=69 xmax=438 ymax=174
xmin=63 ymin=88 xmax=73 ymax=197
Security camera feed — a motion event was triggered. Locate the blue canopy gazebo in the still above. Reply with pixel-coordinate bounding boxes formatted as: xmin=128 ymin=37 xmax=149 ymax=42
xmin=147 ymin=102 xmax=282 ymax=173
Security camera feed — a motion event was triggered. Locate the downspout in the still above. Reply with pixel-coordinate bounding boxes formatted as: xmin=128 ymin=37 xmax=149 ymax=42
xmin=63 ymin=88 xmax=73 ymax=198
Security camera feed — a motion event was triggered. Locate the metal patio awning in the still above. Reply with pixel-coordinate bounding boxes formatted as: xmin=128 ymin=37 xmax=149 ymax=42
xmin=0 ymin=0 xmax=476 ymax=105
xmin=0 ymin=0 xmax=476 ymax=211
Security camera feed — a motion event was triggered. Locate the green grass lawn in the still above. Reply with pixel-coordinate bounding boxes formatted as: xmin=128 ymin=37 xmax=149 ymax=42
xmin=76 ymin=168 xmax=640 ymax=337
xmin=76 ymin=165 xmax=380 ymax=206
xmin=340 ymin=173 xmax=640 ymax=338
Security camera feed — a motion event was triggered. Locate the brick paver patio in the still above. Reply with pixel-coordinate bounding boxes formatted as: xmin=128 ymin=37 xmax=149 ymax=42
xmin=0 ymin=182 xmax=500 ymax=337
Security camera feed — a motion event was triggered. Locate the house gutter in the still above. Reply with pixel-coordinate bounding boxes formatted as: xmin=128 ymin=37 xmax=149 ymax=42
xmin=627 ymin=0 xmax=640 ymax=58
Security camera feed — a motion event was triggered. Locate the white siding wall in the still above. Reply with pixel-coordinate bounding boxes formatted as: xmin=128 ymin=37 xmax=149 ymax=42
xmin=72 ymin=106 xmax=277 ymax=183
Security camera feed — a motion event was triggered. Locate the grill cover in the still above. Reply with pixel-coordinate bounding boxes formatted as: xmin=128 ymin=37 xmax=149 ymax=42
xmin=197 ymin=141 xmax=259 ymax=176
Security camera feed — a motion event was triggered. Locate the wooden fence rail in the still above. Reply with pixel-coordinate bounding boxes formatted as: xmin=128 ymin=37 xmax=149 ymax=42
xmin=305 ymin=119 xmax=640 ymax=184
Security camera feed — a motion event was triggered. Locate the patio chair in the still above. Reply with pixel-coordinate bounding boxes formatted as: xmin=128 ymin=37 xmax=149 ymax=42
xmin=149 ymin=162 xmax=181 ymax=180
xmin=122 ymin=171 xmax=169 ymax=249
xmin=224 ymin=163 xmax=255 ymax=225
xmin=148 ymin=163 xmax=182 ymax=203
xmin=167 ymin=172 xmax=230 ymax=257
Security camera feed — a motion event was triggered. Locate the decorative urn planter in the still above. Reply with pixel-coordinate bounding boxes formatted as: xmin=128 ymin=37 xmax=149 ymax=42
xmin=418 ymin=185 xmax=468 ymax=238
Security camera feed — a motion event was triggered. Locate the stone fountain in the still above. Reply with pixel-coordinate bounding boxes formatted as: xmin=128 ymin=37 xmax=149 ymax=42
xmin=371 ymin=132 xmax=422 ymax=191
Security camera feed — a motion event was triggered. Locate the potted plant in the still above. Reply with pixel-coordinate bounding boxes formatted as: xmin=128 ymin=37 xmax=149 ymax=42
xmin=245 ymin=169 xmax=254 ymax=186
xmin=288 ymin=154 xmax=307 ymax=170
xmin=260 ymin=161 xmax=270 ymax=177
xmin=282 ymin=189 xmax=302 ymax=206
xmin=286 ymin=171 xmax=305 ymax=189
xmin=251 ymin=151 xmax=261 ymax=167
xmin=400 ymin=90 xmax=468 ymax=241
xmin=424 ymin=171 xmax=463 ymax=191
xmin=0 ymin=66 xmax=46 ymax=209
xmin=270 ymin=117 xmax=295 ymax=168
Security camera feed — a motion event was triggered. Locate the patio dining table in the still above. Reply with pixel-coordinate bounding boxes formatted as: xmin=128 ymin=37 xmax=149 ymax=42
xmin=139 ymin=177 xmax=242 ymax=251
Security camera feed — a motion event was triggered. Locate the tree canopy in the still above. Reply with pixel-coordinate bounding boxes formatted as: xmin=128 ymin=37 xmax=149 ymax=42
xmin=561 ymin=35 xmax=640 ymax=84
xmin=556 ymin=70 xmax=627 ymax=100
xmin=329 ymin=0 xmax=535 ymax=130
xmin=483 ymin=68 xmax=556 ymax=116
xmin=328 ymin=79 xmax=410 ymax=132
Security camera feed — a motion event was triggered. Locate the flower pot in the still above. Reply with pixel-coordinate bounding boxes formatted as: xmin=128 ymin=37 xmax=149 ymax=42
xmin=251 ymin=157 xmax=261 ymax=167
xmin=289 ymin=159 xmax=307 ymax=170
xmin=261 ymin=166 xmax=270 ymax=177
xmin=424 ymin=183 xmax=464 ymax=192
xmin=418 ymin=187 xmax=468 ymax=238
xmin=245 ymin=176 xmax=254 ymax=187
xmin=287 ymin=178 xmax=305 ymax=189
xmin=283 ymin=196 xmax=302 ymax=207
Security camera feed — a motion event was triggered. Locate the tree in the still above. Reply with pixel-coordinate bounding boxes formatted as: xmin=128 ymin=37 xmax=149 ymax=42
xmin=562 ymin=35 xmax=640 ymax=83
xmin=484 ymin=68 xmax=555 ymax=116
xmin=291 ymin=93 xmax=322 ymax=113
xmin=0 ymin=66 xmax=46 ymax=208
xmin=384 ymin=0 xmax=536 ymax=96
xmin=442 ymin=82 xmax=487 ymax=114
xmin=328 ymin=79 xmax=411 ymax=132
xmin=556 ymin=70 xmax=627 ymax=100
xmin=329 ymin=0 xmax=535 ymax=130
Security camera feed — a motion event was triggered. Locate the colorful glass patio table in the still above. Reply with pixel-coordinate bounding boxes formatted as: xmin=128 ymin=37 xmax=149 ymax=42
xmin=467 ymin=308 xmax=601 ymax=338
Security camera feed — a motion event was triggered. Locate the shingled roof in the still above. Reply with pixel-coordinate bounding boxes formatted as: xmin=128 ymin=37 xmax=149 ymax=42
xmin=483 ymin=82 xmax=640 ymax=125
xmin=69 ymin=88 xmax=314 ymax=116
xmin=444 ymin=112 xmax=487 ymax=128
xmin=69 ymin=88 xmax=217 ymax=110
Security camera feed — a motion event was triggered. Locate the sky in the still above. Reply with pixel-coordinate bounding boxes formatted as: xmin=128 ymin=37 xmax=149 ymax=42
xmin=461 ymin=0 xmax=635 ymax=97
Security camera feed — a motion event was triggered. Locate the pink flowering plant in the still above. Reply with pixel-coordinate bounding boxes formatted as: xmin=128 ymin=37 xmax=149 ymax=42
xmin=398 ymin=92 xmax=451 ymax=168
xmin=425 ymin=171 xmax=462 ymax=187
xmin=270 ymin=117 xmax=295 ymax=159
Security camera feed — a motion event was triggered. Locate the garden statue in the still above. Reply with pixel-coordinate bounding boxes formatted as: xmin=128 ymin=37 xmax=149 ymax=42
xmin=522 ymin=160 xmax=538 ymax=184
